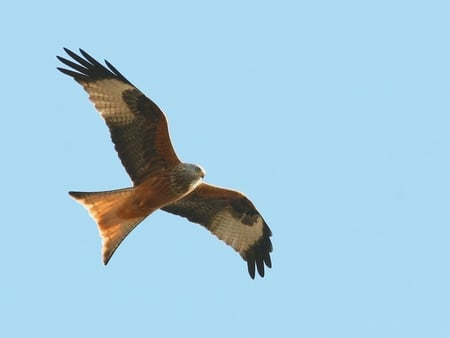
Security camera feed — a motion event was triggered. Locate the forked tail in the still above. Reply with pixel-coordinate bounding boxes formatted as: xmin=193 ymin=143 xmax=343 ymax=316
xmin=69 ymin=188 xmax=145 ymax=264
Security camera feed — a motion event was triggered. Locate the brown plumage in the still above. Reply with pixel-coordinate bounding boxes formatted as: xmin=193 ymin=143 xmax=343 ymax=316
xmin=58 ymin=48 xmax=272 ymax=278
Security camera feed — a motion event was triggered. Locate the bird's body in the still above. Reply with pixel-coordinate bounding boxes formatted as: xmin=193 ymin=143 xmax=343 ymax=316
xmin=69 ymin=162 xmax=204 ymax=264
xmin=58 ymin=48 xmax=272 ymax=278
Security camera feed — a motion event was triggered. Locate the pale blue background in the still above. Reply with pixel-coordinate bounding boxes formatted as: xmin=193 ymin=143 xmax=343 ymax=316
xmin=2 ymin=1 xmax=449 ymax=337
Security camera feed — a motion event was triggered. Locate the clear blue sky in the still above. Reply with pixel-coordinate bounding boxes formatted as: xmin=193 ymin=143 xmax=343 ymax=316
xmin=2 ymin=1 xmax=449 ymax=337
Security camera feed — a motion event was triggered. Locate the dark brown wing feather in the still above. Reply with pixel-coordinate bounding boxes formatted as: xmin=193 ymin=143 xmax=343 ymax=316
xmin=57 ymin=48 xmax=180 ymax=185
xmin=162 ymin=183 xmax=273 ymax=278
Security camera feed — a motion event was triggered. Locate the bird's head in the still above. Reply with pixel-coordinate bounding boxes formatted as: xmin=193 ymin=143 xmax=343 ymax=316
xmin=192 ymin=164 xmax=206 ymax=179
xmin=184 ymin=163 xmax=205 ymax=179
xmin=170 ymin=163 xmax=206 ymax=194
xmin=184 ymin=163 xmax=205 ymax=190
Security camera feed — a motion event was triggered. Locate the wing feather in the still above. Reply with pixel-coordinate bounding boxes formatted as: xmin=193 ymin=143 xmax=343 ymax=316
xmin=57 ymin=48 xmax=180 ymax=184
xmin=162 ymin=183 xmax=273 ymax=278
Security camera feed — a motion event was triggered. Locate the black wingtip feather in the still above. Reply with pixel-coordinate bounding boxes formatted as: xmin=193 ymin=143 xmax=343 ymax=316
xmin=247 ymin=259 xmax=256 ymax=279
xmin=56 ymin=48 xmax=132 ymax=85
xmin=104 ymin=59 xmax=129 ymax=82
xmin=244 ymin=221 xmax=273 ymax=279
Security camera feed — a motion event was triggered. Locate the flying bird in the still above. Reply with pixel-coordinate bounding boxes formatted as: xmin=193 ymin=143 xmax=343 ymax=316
xmin=57 ymin=48 xmax=272 ymax=278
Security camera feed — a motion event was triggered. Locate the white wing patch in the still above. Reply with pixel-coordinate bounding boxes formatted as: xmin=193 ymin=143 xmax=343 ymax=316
xmin=210 ymin=211 xmax=264 ymax=254
xmin=83 ymin=79 xmax=136 ymax=123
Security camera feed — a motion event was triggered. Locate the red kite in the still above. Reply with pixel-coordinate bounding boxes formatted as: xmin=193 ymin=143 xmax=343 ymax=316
xmin=58 ymin=48 xmax=272 ymax=278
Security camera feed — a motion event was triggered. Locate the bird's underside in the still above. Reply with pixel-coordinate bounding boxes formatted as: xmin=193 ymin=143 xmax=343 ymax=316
xmin=58 ymin=48 xmax=272 ymax=278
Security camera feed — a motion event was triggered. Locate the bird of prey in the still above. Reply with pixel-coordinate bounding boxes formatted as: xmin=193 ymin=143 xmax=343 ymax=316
xmin=57 ymin=48 xmax=272 ymax=278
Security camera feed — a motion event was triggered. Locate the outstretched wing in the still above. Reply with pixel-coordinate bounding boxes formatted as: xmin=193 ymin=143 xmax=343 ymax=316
xmin=57 ymin=48 xmax=180 ymax=185
xmin=162 ymin=183 xmax=273 ymax=278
